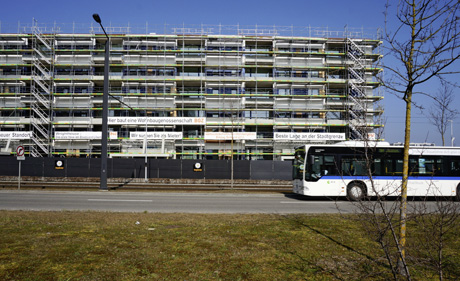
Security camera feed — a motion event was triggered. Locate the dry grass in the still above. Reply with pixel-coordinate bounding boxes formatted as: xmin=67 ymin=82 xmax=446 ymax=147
xmin=0 ymin=211 xmax=458 ymax=280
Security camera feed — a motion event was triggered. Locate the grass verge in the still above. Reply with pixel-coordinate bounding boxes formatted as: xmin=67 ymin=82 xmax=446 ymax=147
xmin=0 ymin=211 xmax=459 ymax=280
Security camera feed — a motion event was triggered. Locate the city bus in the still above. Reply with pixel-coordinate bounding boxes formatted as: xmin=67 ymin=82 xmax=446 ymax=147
xmin=293 ymin=142 xmax=460 ymax=200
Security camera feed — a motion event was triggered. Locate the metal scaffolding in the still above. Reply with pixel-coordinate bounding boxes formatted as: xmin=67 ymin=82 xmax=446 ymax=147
xmin=0 ymin=22 xmax=383 ymax=160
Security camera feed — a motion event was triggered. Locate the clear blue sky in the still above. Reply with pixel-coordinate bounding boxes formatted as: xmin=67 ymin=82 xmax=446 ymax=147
xmin=2 ymin=0 xmax=459 ymax=145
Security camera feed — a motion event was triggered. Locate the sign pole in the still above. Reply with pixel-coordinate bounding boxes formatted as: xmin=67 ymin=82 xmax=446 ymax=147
xmin=16 ymin=145 xmax=25 ymax=190
xmin=18 ymin=160 xmax=21 ymax=190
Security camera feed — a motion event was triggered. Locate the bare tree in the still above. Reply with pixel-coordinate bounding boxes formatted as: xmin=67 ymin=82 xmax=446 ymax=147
xmin=383 ymin=0 xmax=460 ymax=274
xmin=344 ymin=139 xmax=412 ymax=280
xmin=341 ymin=130 xmax=460 ymax=280
xmin=428 ymin=82 xmax=458 ymax=146
xmin=409 ymin=198 xmax=460 ymax=280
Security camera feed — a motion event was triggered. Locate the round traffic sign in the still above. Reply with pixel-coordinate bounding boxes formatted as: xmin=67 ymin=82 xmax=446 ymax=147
xmin=16 ymin=146 xmax=24 ymax=157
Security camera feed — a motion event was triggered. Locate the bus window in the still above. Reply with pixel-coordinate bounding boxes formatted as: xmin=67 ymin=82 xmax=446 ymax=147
xmin=450 ymin=159 xmax=460 ymax=176
xmin=312 ymin=156 xmax=322 ymax=177
xmin=435 ymin=158 xmax=443 ymax=175
xmin=373 ymin=158 xmax=382 ymax=176
xmin=422 ymin=158 xmax=441 ymax=175
xmin=396 ymin=159 xmax=403 ymax=174
xmin=341 ymin=157 xmax=367 ymax=176
xmin=385 ymin=159 xmax=403 ymax=175
xmin=418 ymin=158 xmax=427 ymax=174
xmin=323 ymin=155 xmax=337 ymax=175
xmin=305 ymin=154 xmax=337 ymax=181
xmin=409 ymin=157 xmax=441 ymax=176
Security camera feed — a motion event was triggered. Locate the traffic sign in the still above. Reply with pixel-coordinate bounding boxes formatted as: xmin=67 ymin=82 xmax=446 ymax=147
xmin=16 ymin=145 xmax=24 ymax=156
xmin=16 ymin=145 xmax=25 ymax=160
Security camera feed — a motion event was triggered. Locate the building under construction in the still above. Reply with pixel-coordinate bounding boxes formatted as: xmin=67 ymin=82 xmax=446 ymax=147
xmin=0 ymin=22 xmax=383 ymax=160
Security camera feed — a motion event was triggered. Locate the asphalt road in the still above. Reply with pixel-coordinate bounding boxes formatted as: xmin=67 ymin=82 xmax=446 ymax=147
xmin=0 ymin=190 xmax=456 ymax=214
xmin=0 ymin=190 xmax=358 ymax=214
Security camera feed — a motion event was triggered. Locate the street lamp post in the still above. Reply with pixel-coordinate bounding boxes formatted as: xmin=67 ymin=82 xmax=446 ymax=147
xmin=93 ymin=14 xmax=110 ymax=190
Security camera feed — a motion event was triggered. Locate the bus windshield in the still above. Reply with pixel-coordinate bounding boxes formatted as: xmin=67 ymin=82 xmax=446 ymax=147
xmin=293 ymin=147 xmax=305 ymax=180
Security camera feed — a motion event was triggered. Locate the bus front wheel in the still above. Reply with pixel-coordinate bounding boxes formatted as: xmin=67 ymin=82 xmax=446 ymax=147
xmin=347 ymin=182 xmax=366 ymax=201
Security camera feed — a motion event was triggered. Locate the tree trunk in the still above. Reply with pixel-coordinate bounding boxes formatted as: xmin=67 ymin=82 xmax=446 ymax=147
xmin=399 ymin=88 xmax=412 ymax=278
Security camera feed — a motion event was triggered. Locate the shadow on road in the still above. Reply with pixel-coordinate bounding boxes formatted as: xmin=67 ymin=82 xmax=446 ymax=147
xmin=283 ymin=193 xmax=458 ymax=203
xmin=283 ymin=193 xmax=344 ymax=202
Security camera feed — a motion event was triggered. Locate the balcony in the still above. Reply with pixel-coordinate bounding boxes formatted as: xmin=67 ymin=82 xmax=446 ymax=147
xmin=53 ymin=117 xmax=94 ymax=126
xmin=0 ymin=117 xmax=28 ymax=124
xmin=0 ymin=55 xmax=24 ymax=64
xmin=244 ymin=56 xmax=273 ymax=65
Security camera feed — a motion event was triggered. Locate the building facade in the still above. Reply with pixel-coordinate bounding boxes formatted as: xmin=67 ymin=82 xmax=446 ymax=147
xmin=0 ymin=23 xmax=382 ymax=160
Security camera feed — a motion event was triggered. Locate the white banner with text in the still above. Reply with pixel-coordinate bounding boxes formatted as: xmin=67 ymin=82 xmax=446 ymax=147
xmin=55 ymin=131 xmax=118 ymax=140
xmin=274 ymin=132 xmax=346 ymax=141
xmin=0 ymin=131 xmax=32 ymax=139
xmin=204 ymin=132 xmax=257 ymax=140
xmin=108 ymin=117 xmax=206 ymax=125
xmin=130 ymin=132 xmax=183 ymax=140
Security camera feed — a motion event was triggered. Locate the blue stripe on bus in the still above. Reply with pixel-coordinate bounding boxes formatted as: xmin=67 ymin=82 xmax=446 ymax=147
xmin=320 ymin=176 xmax=460 ymax=181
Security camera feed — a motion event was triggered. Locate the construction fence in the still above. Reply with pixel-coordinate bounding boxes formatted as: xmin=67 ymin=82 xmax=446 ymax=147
xmin=0 ymin=157 xmax=293 ymax=181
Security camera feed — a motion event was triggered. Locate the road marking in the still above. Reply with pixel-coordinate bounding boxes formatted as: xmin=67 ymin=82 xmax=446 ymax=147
xmin=88 ymin=199 xmax=153 ymax=202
